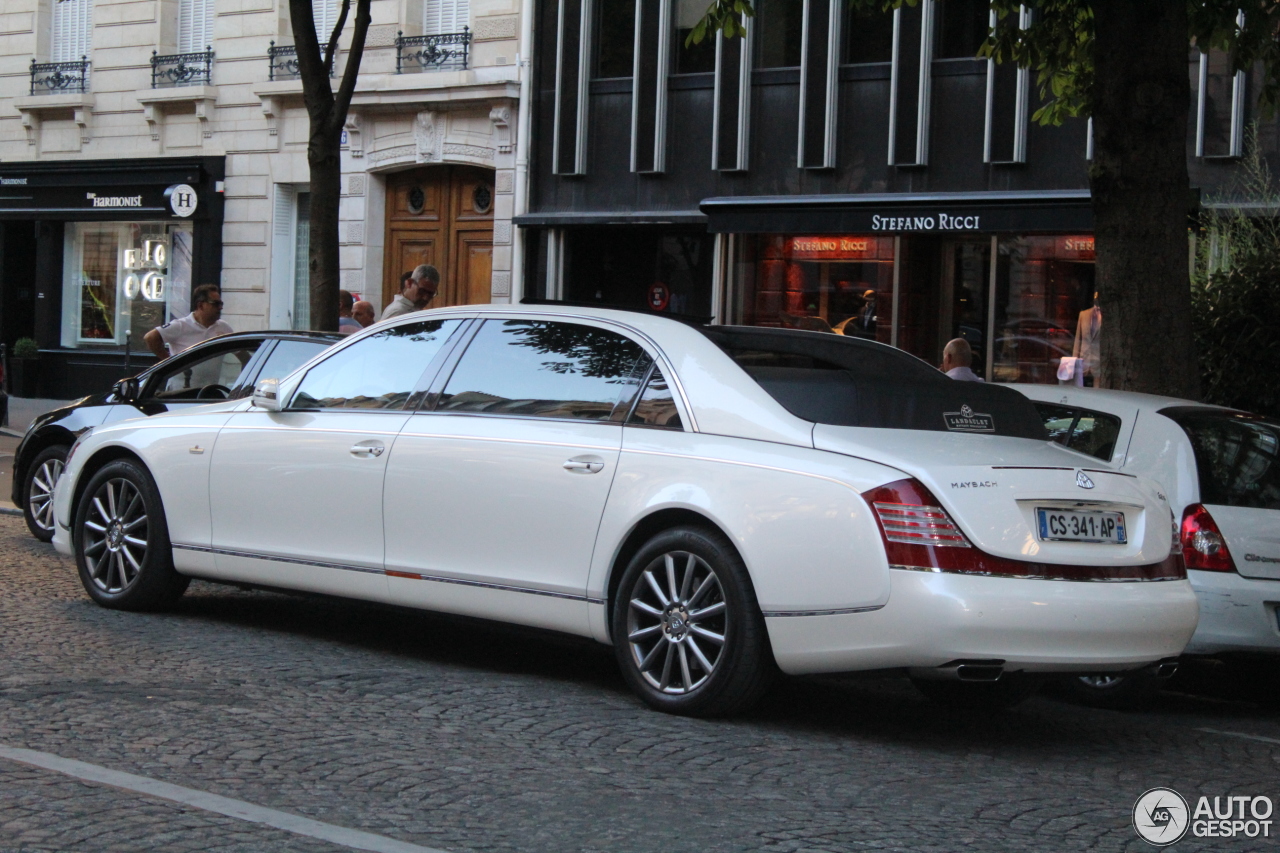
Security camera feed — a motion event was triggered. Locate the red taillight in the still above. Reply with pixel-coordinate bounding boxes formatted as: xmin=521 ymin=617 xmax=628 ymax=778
xmin=863 ymin=478 xmax=1184 ymax=582
xmin=1180 ymin=504 xmax=1236 ymax=573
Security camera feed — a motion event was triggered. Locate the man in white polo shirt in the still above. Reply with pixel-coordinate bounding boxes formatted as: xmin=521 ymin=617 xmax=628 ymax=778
xmin=144 ymin=284 xmax=234 ymax=360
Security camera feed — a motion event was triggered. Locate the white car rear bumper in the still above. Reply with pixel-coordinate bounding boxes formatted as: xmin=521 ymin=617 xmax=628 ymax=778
xmin=1184 ymin=569 xmax=1280 ymax=655
xmin=765 ymin=569 xmax=1200 ymax=675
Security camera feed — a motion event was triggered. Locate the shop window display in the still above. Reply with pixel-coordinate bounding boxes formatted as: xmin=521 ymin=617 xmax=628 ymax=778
xmin=992 ymin=235 xmax=1096 ymax=384
xmin=735 ymin=235 xmax=894 ymax=340
xmin=61 ymin=221 xmax=194 ymax=351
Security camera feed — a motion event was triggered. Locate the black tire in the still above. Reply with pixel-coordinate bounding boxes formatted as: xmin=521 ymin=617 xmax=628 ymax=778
xmin=23 ymin=444 xmax=68 ymax=542
xmin=911 ymin=674 xmax=1042 ymax=711
xmin=1059 ymin=671 xmax=1164 ymax=710
xmin=611 ymin=526 xmax=775 ymax=717
xmin=72 ymin=459 xmax=189 ymax=611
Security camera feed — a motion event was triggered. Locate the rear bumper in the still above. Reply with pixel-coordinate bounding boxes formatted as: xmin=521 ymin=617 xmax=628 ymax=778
xmin=765 ymin=569 xmax=1200 ymax=675
xmin=1185 ymin=569 xmax=1280 ymax=655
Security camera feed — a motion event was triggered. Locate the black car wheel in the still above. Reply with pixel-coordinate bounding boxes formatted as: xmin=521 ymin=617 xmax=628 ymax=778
xmin=612 ymin=526 xmax=774 ymax=717
xmin=72 ymin=459 xmax=189 ymax=611
xmin=23 ymin=445 xmax=68 ymax=542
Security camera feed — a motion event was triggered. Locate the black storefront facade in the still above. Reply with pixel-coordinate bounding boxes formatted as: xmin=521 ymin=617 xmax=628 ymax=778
xmin=517 ymin=0 xmax=1253 ymax=386
xmin=1 ymin=156 xmax=224 ymax=399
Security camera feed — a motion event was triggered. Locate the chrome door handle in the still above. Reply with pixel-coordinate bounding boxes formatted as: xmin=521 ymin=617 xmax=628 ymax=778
xmin=563 ymin=456 xmax=605 ymax=474
xmin=350 ymin=443 xmax=385 ymax=458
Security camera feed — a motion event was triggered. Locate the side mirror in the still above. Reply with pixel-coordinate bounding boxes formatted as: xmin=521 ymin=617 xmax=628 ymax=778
xmin=253 ymin=378 xmax=282 ymax=411
xmin=114 ymin=377 xmax=140 ymax=403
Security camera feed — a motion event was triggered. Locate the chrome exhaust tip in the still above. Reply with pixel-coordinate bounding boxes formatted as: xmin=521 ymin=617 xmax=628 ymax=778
xmin=910 ymin=660 xmax=1006 ymax=682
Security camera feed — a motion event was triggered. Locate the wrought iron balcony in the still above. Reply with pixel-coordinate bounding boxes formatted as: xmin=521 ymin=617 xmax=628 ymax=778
xmin=29 ymin=57 xmax=90 ymax=95
xmin=267 ymin=42 xmax=334 ymax=82
xmin=151 ymin=47 xmax=214 ymax=88
xmin=396 ymin=28 xmax=470 ymax=74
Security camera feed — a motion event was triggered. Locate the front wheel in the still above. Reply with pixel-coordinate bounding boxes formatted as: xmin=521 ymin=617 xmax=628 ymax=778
xmin=23 ymin=445 xmax=68 ymax=542
xmin=73 ymin=459 xmax=189 ymax=611
xmin=612 ymin=526 xmax=774 ymax=717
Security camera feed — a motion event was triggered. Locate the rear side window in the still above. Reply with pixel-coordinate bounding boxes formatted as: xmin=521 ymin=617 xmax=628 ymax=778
xmin=627 ymin=366 xmax=683 ymax=429
xmin=438 ymin=319 xmax=646 ymax=421
xmin=292 ymin=320 xmax=460 ymax=410
xmin=1034 ymin=403 xmax=1123 ymax=462
xmin=1164 ymin=410 xmax=1280 ymax=510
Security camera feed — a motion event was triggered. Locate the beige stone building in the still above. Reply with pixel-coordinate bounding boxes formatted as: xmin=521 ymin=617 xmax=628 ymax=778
xmin=0 ymin=0 xmax=526 ymax=397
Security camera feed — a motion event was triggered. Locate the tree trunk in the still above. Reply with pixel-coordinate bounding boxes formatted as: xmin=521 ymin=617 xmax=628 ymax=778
xmin=308 ymin=125 xmax=342 ymax=332
xmin=1090 ymin=1 xmax=1198 ymax=399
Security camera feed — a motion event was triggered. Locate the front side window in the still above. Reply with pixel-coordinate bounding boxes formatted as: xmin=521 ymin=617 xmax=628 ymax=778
xmin=1168 ymin=411 xmax=1280 ymax=510
xmin=148 ymin=343 xmax=261 ymax=401
xmin=292 ymin=319 xmax=461 ymax=410
xmin=438 ymin=319 xmax=646 ymax=421
xmin=257 ymin=339 xmax=331 ymax=384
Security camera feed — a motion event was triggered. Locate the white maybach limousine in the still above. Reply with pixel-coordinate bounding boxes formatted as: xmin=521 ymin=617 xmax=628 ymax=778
xmin=52 ymin=306 xmax=1200 ymax=715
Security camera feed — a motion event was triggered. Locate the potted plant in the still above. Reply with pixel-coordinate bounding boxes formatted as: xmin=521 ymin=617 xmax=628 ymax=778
xmin=9 ymin=338 xmax=41 ymax=398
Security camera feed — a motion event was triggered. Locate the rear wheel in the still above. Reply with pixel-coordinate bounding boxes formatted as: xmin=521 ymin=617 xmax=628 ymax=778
xmin=612 ymin=526 xmax=774 ymax=717
xmin=73 ymin=459 xmax=189 ymax=611
xmin=911 ymin=675 xmax=1042 ymax=710
xmin=23 ymin=445 xmax=68 ymax=542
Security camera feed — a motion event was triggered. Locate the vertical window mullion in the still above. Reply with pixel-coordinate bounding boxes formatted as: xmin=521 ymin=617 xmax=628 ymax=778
xmin=712 ymin=12 xmax=752 ymax=171
xmin=631 ymin=0 xmax=669 ymax=172
xmin=553 ymin=0 xmax=590 ymax=175
xmin=797 ymin=0 xmax=840 ymax=169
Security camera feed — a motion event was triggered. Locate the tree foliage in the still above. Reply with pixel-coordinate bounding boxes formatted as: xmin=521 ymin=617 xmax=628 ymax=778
xmin=1191 ymin=129 xmax=1280 ymax=417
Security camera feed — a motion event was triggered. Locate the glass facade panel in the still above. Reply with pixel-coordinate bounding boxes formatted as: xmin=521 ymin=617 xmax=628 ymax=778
xmin=562 ymin=227 xmax=713 ymax=317
xmin=934 ymin=0 xmax=988 ymax=59
xmin=595 ymin=0 xmax=636 ymax=78
xmin=991 ymin=236 xmax=1096 ymax=384
xmin=673 ymin=0 xmax=716 ymax=73
xmin=61 ymin=221 xmax=194 ymax=351
xmin=843 ymin=4 xmax=894 ymax=64
xmin=735 ymin=234 xmax=894 ymax=339
xmin=755 ymin=0 xmax=803 ymax=68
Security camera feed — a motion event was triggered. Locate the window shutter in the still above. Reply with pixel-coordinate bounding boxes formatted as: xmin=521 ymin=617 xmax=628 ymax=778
xmin=424 ymin=0 xmax=470 ymax=35
xmin=177 ymin=0 xmax=213 ymax=53
xmin=51 ymin=0 xmax=93 ymax=63
xmin=312 ymin=0 xmax=338 ymax=44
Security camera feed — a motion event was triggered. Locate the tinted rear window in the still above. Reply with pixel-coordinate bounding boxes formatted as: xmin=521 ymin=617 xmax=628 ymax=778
xmin=1162 ymin=407 xmax=1280 ymax=510
xmin=1034 ymin=403 xmax=1123 ymax=462
xmin=701 ymin=326 xmax=1046 ymax=439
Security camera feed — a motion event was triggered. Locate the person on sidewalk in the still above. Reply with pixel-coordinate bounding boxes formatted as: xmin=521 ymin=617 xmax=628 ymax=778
xmin=352 ymin=300 xmax=376 ymax=328
xmin=144 ymin=284 xmax=233 ymax=360
xmin=941 ymin=338 xmax=984 ymax=382
xmin=382 ymin=265 xmax=440 ymax=320
xmin=338 ymin=290 xmax=362 ymax=335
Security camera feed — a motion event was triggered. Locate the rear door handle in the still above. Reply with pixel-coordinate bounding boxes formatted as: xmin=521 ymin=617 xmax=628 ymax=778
xmin=350 ymin=442 xmax=385 ymax=458
xmin=564 ymin=455 xmax=605 ymax=474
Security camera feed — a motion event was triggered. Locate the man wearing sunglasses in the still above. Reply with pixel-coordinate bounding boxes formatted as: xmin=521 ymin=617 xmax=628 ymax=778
xmin=145 ymin=283 xmax=235 ymax=360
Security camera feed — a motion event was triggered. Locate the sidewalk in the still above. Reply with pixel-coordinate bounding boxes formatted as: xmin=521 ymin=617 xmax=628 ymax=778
xmin=2 ymin=396 xmax=74 ymax=438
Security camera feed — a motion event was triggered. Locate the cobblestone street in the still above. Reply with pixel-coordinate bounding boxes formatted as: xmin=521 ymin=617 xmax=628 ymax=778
xmin=1 ymin=513 xmax=1277 ymax=852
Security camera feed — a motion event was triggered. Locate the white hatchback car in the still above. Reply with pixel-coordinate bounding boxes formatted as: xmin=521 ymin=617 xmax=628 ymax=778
xmin=1014 ymin=385 xmax=1280 ymax=703
xmin=52 ymin=307 xmax=1197 ymax=716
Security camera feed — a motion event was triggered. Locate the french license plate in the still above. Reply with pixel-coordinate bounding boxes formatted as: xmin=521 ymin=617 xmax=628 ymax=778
xmin=1036 ymin=508 xmax=1127 ymax=544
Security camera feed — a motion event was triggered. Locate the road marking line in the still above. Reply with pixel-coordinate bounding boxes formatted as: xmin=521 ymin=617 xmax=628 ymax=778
xmin=1197 ymin=727 xmax=1280 ymax=746
xmin=0 ymin=745 xmax=448 ymax=853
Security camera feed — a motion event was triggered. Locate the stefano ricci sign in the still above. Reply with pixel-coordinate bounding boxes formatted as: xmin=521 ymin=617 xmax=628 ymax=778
xmin=871 ymin=213 xmax=981 ymax=232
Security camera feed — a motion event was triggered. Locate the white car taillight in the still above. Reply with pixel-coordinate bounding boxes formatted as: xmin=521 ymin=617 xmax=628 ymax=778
xmin=872 ymin=501 xmax=970 ymax=547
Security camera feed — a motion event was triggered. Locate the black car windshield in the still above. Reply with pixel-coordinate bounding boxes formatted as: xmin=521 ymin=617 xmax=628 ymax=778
xmin=1161 ymin=407 xmax=1280 ymax=510
xmin=700 ymin=326 xmax=1046 ymax=438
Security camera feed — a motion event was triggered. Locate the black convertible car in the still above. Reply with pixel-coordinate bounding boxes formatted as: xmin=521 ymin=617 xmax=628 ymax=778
xmin=12 ymin=330 xmax=341 ymax=541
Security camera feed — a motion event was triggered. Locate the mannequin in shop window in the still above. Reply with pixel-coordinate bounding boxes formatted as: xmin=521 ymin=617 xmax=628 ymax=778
xmin=1071 ymin=293 xmax=1102 ymax=386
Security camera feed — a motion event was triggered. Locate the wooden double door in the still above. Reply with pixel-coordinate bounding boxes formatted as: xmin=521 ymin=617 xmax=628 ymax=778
xmin=383 ymin=166 xmax=494 ymax=311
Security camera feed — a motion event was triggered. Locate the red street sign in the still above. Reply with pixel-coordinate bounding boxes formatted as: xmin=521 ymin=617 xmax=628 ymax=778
xmin=648 ymin=282 xmax=670 ymax=311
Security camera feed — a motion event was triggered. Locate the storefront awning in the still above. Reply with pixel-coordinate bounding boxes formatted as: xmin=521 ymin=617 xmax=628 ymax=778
xmin=514 ymin=210 xmax=707 ymax=226
xmin=699 ymin=190 xmax=1094 ymax=235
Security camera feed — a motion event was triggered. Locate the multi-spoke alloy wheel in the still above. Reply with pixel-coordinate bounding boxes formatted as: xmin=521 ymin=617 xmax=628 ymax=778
xmin=612 ymin=526 xmax=774 ymax=717
xmin=23 ymin=446 xmax=68 ymax=541
xmin=73 ymin=459 xmax=188 ymax=611
xmin=82 ymin=476 xmax=150 ymax=593
xmin=626 ymin=550 xmax=727 ymax=695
